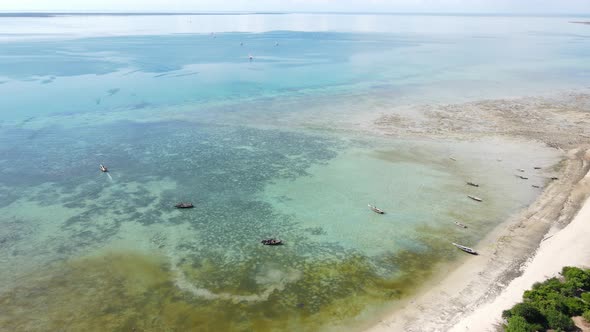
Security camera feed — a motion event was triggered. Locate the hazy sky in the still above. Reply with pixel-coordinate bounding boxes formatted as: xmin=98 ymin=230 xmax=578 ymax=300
xmin=1 ymin=0 xmax=589 ymax=14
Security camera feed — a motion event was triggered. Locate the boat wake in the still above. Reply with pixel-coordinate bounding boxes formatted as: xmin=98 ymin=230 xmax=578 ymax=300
xmin=106 ymin=173 xmax=113 ymax=181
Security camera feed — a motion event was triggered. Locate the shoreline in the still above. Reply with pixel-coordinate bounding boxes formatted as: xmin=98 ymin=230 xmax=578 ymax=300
xmin=450 ymin=162 xmax=590 ymax=331
xmin=365 ymin=92 xmax=590 ymax=331
xmin=367 ymin=149 xmax=590 ymax=331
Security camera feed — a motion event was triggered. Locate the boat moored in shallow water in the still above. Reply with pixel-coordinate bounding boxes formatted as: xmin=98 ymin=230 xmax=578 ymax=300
xmin=454 ymin=221 xmax=468 ymax=228
xmin=99 ymin=164 xmax=108 ymax=172
xmin=175 ymin=202 xmax=194 ymax=208
xmin=368 ymin=204 xmax=385 ymax=214
xmin=452 ymin=242 xmax=478 ymax=255
xmin=261 ymin=238 xmax=282 ymax=245
xmin=467 ymin=195 xmax=483 ymax=202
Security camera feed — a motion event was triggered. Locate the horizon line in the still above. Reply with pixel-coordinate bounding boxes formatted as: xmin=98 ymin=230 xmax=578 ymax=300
xmin=0 ymin=11 xmax=589 ymax=17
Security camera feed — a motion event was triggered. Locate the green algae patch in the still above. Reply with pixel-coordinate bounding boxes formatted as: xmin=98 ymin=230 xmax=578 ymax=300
xmin=0 ymin=245 xmax=457 ymax=332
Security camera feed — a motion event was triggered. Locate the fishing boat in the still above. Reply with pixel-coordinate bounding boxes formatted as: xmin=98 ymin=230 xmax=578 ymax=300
xmin=517 ymin=175 xmax=528 ymax=180
xmin=454 ymin=221 xmax=468 ymax=228
xmin=532 ymin=185 xmax=540 ymax=188
xmin=517 ymin=168 xmax=525 ymax=172
xmin=449 ymin=157 xmax=457 ymax=161
xmin=467 ymin=195 xmax=482 ymax=202
xmin=261 ymin=239 xmax=282 ymax=246
xmin=99 ymin=164 xmax=108 ymax=172
xmin=466 ymin=182 xmax=479 ymax=187
xmin=175 ymin=202 xmax=194 ymax=209
xmin=534 ymin=167 xmax=542 ymax=170
xmin=452 ymin=242 xmax=478 ymax=255
xmin=368 ymin=204 xmax=385 ymax=214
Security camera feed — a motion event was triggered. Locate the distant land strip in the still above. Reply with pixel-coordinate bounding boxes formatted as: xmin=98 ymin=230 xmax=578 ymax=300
xmin=0 ymin=12 xmax=287 ymax=18
xmin=1 ymin=12 xmax=590 ymax=18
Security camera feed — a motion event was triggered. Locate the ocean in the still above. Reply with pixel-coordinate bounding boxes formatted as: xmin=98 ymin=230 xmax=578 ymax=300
xmin=0 ymin=13 xmax=588 ymax=331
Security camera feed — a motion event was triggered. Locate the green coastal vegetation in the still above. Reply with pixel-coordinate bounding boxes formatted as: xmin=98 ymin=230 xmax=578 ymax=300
xmin=502 ymin=266 xmax=590 ymax=332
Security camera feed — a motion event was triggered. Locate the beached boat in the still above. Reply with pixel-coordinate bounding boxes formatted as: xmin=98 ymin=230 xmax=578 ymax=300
xmin=534 ymin=167 xmax=542 ymax=170
xmin=517 ymin=168 xmax=525 ymax=172
xmin=449 ymin=157 xmax=457 ymax=161
xmin=454 ymin=221 xmax=468 ymax=228
xmin=99 ymin=164 xmax=108 ymax=172
xmin=467 ymin=195 xmax=482 ymax=202
xmin=466 ymin=182 xmax=479 ymax=187
xmin=452 ymin=242 xmax=478 ymax=255
xmin=517 ymin=175 xmax=528 ymax=180
xmin=532 ymin=185 xmax=540 ymax=188
xmin=261 ymin=239 xmax=282 ymax=246
xmin=368 ymin=204 xmax=385 ymax=214
xmin=175 ymin=202 xmax=194 ymax=209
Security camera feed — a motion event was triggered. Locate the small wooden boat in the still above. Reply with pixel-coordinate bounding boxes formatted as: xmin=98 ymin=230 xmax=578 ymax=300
xmin=551 ymin=177 xmax=559 ymax=180
xmin=99 ymin=164 xmax=108 ymax=172
xmin=454 ymin=221 xmax=467 ymax=228
xmin=175 ymin=202 xmax=194 ymax=209
xmin=467 ymin=195 xmax=482 ymax=202
xmin=517 ymin=175 xmax=528 ymax=180
xmin=466 ymin=182 xmax=479 ymax=187
xmin=368 ymin=204 xmax=385 ymax=214
xmin=534 ymin=167 xmax=542 ymax=170
xmin=517 ymin=169 xmax=525 ymax=172
xmin=261 ymin=239 xmax=282 ymax=246
xmin=449 ymin=157 xmax=457 ymax=161
xmin=532 ymin=185 xmax=540 ymax=188
xmin=452 ymin=242 xmax=478 ymax=255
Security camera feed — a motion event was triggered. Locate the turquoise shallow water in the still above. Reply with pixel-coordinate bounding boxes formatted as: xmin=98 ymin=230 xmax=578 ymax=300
xmin=0 ymin=13 xmax=587 ymax=331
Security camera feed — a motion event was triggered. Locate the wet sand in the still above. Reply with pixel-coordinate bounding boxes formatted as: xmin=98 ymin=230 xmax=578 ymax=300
xmin=366 ymin=91 xmax=590 ymax=331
